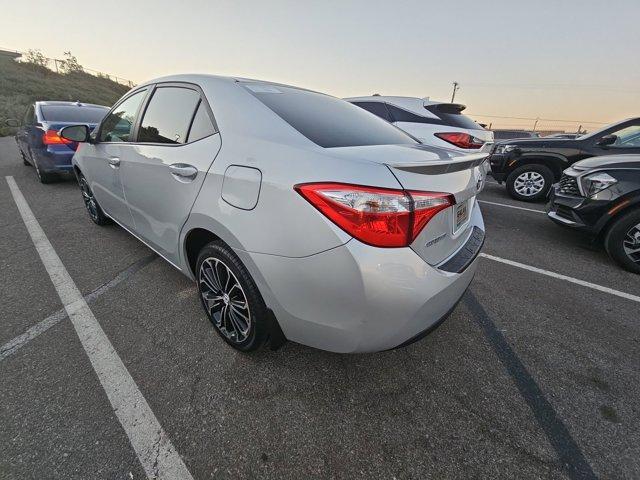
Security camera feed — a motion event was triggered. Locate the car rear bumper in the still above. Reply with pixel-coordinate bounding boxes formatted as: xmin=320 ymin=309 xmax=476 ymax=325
xmin=235 ymin=231 xmax=482 ymax=353
xmin=33 ymin=147 xmax=75 ymax=174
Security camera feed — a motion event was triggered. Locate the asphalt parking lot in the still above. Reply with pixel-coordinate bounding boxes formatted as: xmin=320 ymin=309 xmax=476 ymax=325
xmin=1 ymin=135 xmax=638 ymax=480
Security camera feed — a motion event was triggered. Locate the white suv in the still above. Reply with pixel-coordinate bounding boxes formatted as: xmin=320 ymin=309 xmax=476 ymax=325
xmin=345 ymin=96 xmax=493 ymax=153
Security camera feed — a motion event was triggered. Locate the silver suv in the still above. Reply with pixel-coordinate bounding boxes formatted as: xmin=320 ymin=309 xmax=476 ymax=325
xmin=61 ymin=74 xmax=487 ymax=353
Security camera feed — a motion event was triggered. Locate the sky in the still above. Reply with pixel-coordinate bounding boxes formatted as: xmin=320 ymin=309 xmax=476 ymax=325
xmin=2 ymin=0 xmax=639 ymax=132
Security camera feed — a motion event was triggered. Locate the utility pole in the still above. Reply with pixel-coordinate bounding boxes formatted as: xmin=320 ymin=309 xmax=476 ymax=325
xmin=450 ymin=81 xmax=459 ymax=103
xmin=532 ymin=117 xmax=540 ymax=132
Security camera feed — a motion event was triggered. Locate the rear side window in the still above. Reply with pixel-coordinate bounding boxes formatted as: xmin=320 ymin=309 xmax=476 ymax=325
xmin=40 ymin=105 xmax=108 ymax=123
xmin=248 ymin=85 xmax=415 ymax=148
xmin=351 ymin=102 xmax=393 ymax=122
xmin=187 ymin=101 xmax=216 ymax=143
xmin=386 ymin=104 xmax=432 ymax=124
xmin=138 ymin=87 xmax=201 ymax=144
xmin=24 ymin=105 xmax=35 ymax=125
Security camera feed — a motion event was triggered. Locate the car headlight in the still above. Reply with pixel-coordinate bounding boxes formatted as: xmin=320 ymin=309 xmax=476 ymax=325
xmin=581 ymin=172 xmax=617 ymax=197
xmin=494 ymin=144 xmax=518 ymax=155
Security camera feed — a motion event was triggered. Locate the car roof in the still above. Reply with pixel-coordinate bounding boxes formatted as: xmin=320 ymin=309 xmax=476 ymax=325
xmin=136 ymin=73 xmax=327 ymax=97
xmin=35 ymin=101 xmax=109 ymax=109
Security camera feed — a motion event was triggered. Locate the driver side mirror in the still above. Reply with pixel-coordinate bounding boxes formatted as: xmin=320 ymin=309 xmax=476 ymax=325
xmin=60 ymin=124 xmax=90 ymax=143
xmin=4 ymin=119 xmax=19 ymax=127
xmin=596 ymin=134 xmax=617 ymax=147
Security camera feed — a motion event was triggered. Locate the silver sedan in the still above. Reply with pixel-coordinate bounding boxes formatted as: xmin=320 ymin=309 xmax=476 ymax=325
xmin=62 ymin=74 xmax=487 ymax=353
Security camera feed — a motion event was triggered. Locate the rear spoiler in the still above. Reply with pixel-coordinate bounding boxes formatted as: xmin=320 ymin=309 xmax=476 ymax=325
xmin=424 ymin=102 xmax=467 ymax=114
xmin=389 ymin=153 xmax=487 ymax=175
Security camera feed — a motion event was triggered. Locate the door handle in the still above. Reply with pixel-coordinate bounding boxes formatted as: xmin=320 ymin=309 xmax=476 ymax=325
xmin=108 ymin=157 xmax=120 ymax=168
xmin=169 ymin=163 xmax=198 ymax=181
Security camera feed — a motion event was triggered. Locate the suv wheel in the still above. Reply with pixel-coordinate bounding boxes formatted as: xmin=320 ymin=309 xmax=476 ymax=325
xmin=78 ymin=174 xmax=110 ymax=225
xmin=605 ymin=209 xmax=640 ymax=274
xmin=196 ymin=241 xmax=269 ymax=352
xmin=506 ymin=164 xmax=554 ymax=202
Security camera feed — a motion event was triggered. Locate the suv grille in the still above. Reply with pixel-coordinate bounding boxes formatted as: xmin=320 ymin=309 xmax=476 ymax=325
xmin=558 ymin=174 xmax=581 ymax=196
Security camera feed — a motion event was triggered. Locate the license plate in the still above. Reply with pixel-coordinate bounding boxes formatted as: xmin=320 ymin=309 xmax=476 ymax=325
xmin=454 ymin=201 xmax=469 ymax=233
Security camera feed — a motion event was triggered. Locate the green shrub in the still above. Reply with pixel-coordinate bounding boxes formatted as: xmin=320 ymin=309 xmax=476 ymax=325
xmin=0 ymin=56 xmax=130 ymax=136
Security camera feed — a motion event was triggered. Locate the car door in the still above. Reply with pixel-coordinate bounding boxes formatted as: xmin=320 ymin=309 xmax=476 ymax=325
xmin=120 ymin=83 xmax=221 ymax=265
xmin=82 ymin=88 xmax=149 ymax=229
xmin=590 ymin=120 xmax=640 ymax=156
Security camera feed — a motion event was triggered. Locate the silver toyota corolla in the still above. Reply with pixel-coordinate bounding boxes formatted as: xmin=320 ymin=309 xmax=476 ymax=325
xmin=61 ymin=74 xmax=486 ymax=353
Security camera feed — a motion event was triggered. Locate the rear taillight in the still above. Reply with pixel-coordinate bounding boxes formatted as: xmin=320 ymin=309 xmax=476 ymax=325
xmin=43 ymin=129 xmax=73 ymax=146
xmin=295 ymin=182 xmax=454 ymax=248
xmin=435 ymin=132 xmax=484 ymax=149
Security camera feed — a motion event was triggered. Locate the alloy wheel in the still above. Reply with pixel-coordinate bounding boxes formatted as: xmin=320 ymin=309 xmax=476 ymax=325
xmin=513 ymin=171 xmax=545 ymax=197
xmin=623 ymin=223 xmax=640 ymax=265
xmin=199 ymin=257 xmax=251 ymax=343
xmin=79 ymin=177 xmax=99 ymax=221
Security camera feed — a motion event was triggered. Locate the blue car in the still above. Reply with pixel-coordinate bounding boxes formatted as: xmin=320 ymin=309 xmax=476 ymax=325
xmin=15 ymin=101 xmax=109 ymax=183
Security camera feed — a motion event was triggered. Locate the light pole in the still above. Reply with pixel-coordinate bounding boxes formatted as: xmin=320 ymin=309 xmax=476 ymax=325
xmin=451 ymin=81 xmax=460 ymax=103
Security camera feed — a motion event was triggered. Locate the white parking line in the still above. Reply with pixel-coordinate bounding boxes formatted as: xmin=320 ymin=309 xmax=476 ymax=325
xmin=480 ymin=253 xmax=640 ymax=304
xmin=1 ymin=255 xmax=155 ymax=361
xmin=478 ymin=200 xmax=545 ymax=214
xmin=5 ymin=177 xmax=193 ymax=480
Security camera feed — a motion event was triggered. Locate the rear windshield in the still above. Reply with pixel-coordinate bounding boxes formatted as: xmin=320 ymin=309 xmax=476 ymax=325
xmin=40 ymin=105 xmax=108 ymax=123
xmin=423 ymin=105 xmax=482 ymax=130
xmin=246 ymin=85 xmax=416 ymax=148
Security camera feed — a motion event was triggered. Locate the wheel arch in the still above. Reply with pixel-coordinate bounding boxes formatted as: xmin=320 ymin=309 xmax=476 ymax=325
xmin=510 ymin=154 xmax=568 ymax=181
xmin=595 ymin=194 xmax=640 ymax=242
xmin=181 ymin=221 xmax=287 ymax=349
xmin=184 ymin=227 xmax=221 ymax=277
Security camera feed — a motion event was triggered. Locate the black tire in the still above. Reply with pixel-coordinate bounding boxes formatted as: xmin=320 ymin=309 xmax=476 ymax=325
xmin=604 ymin=209 xmax=640 ymax=274
xmin=196 ymin=241 xmax=269 ymax=352
xmin=78 ymin=174 xmax=111 ymax=225
xmin=506 ymin=164 xmax=554 ymax=202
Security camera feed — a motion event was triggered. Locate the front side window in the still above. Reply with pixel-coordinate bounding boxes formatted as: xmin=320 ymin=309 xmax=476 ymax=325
xmin=138 ymin=87 xmax=200 ymax=144
xmin=100 ymin=90 xmax=147 ymax=142
xmin=610 ymin=125 xmax=640 ymax=148
xmin=247 ymin=84 xmax=416 ymax=148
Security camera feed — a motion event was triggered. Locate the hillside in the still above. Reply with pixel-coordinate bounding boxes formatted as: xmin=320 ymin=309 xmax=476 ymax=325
xmin=0 ymin=56 xmax=129 ymax=136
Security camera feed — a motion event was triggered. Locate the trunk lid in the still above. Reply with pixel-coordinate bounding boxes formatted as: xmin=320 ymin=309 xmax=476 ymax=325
xmin=328 ymin=144 xmax=487 ymax=265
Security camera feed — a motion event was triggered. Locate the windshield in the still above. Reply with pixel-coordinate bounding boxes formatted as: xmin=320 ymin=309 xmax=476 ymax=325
xmin=246 ymin=84 xmax=417 ymax=148
xmin=40 ymin=105 xmax=108 ymax=124
xmin=579 ymin=119 xmax=630 ymax=140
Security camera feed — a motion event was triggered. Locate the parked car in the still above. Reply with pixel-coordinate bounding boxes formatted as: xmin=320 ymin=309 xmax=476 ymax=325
xmin=493 ymin=130 xmax=541 ymax=141
xmin=547 ymin=155 xmax=640 ymax=273
xmin=13 ymin=101 xmax=109 ymax=183
xmin=62 ymin=75 xmax=487 ymax=353
xmin=344 ymin=96 xmax=494 ymax=153
xmin=488 ymin=117 xmax=640 ymax=201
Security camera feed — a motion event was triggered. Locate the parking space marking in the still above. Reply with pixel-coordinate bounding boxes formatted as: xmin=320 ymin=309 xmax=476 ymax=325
xmin=478 ymin=200 xmax=545 ymax=214
xmin=480 ymin=253 xmax=640 ymax=303
xmin=5 ymin=176 xmax=194 ymax=480
xmin=465 ymin=292 xmax=597 ymax=480
xmin=1 ymin=254 xmax=156 ymax=361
